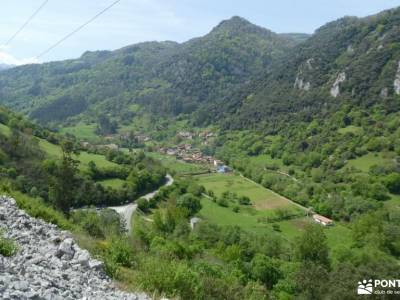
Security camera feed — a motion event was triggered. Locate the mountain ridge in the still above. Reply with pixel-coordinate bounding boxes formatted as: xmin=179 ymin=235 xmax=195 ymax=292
xmin=0 ymin=16 xmax=305 ymax=125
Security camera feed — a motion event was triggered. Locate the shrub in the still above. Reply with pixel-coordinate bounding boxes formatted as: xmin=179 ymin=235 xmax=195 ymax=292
xmin=176 ymin=194 xmax=202 ymax=216
xmin=0 ymin=231 xmax=17 ymax=257
xmin=238 ymin=196 xmax=251 ymax=205
xmin=384 ymin=173 xmax=400 ymax=194
xmin=105 ymin=237 xmax=134 ymax=275
xmin=217 ymin=198 xmax=229 ymax=207
xmin=137 ymin=198 xmax=150 ymax=213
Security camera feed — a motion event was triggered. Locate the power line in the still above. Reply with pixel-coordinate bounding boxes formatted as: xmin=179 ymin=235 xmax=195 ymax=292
xmin=4 ymin=0 xmax=49 ymax=46
xmin=36 ymin=0 xmax=122 ymax=59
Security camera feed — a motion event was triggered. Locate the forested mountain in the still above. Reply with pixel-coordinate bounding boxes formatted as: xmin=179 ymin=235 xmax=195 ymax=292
xmin=0 ymin=64 xmax=13 ymax=71
xmin=220 ymin=7 xmax=400 ymax=129
xmin=1 ymin=7 xmax=400 ymax=300
xmin=0 ymin=16 xmax=303 ymax=125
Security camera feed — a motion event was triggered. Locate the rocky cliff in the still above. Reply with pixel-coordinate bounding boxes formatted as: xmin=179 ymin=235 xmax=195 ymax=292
xmin=0 ymin=196 xmax=149 ymax=300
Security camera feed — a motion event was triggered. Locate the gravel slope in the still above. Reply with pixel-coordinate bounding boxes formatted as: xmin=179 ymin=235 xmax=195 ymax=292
xmin=0 ymin=196 xmax=150 ymax=300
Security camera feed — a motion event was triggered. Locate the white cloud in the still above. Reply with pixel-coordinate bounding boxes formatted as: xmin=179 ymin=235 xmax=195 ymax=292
xmin=0 ymin=48 xmax=38 ymax=66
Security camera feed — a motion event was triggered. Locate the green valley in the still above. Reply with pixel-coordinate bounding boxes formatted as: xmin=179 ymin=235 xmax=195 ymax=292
xmin=1 ymin=5 xmax=400 ymax=300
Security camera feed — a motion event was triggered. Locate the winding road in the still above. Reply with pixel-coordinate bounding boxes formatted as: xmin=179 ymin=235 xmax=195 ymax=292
xmin=108 ymin=174 xmax=174 ymax=233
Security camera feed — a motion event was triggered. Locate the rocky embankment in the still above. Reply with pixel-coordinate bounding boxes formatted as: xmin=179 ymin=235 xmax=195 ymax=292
xmin=0 ymin=196 xmax=149 ymax=300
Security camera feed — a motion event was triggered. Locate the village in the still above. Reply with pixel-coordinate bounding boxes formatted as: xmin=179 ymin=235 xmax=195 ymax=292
xmin=158 ymin=130 xmax=232 ymax=173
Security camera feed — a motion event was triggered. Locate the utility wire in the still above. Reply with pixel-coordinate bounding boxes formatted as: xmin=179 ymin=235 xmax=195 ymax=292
xmin=4 ymin=0 xmax=49 ymax=46
xmin=36 ymin=0 xmax=122 ymax=59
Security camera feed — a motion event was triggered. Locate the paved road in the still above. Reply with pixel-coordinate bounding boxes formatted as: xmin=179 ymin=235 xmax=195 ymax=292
xmin=108 ymin=174 xmax=174 ymax=233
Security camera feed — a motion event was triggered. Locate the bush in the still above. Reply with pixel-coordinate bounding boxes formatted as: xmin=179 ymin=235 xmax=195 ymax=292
xmin=0 ymin=231 xmax=17 ymax=257
xmin=11 ymin=191 xmax=75 ymax=231
xmin=217 ymin=198 xmax=229 ymax=207
xmin=137 ymin=198 xmax=150 ymax=213
xmin=238 ymin=196 xmax=251 ymax=205
xmin=384 ymin=173 xmax=400 ymax=194
xmin=105 ymin=237 xmax=134 ymax=271
xmin=137 ymin=257 xmax=201 ymax=299
xmin=176 ymin=194 xmax=202 ymax=216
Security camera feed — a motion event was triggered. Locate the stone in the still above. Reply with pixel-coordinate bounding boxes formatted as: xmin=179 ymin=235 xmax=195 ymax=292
xmin=75 ymin=249 xmax=90 ymax=267
xmin=0 ymin=195 xmax=149 ymax=300
xmin=330 ymin=72 xmax=346 ymax=97
xmin=58 ymin=238 xmax=74 ymax=256
xmin=394 ymin=61 xmax=400 ymax=95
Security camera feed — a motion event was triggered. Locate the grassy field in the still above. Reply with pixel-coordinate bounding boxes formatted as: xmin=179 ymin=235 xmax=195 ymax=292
xmin=147 ymin=152 xmax=209 ymax=175
xmin=195 ymin=172 xmax=353 ymax=254
xmin=247 ymin=154 xmax=292 ymax=173
xmin=346 ymin=152 xmax=396 ymax=172
xmin=195 ymin=173 xmax=295 ymax=210
xmin=199 ymin=197 xmax=274 ymax=234
xmin=0 ymin=123 xmax=11 ymax=136
xmin=98 ymin=178 xmax=126 ymax=189
xmin=59 ymin=123 xmax=99 ymax=142
xmin=199 ymin=196 xmax=353 ymax=252
xmin=338 ymin=125 xmax=363 ymax=135
xmin=38 ymin=138 xmax=118 ymax=169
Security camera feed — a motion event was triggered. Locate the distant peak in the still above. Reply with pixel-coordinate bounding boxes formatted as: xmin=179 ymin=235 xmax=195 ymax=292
xmin=211 ymin=16 xmax=272 ymax=36
xmin=214 ymin=16 xmax=253 ymax=30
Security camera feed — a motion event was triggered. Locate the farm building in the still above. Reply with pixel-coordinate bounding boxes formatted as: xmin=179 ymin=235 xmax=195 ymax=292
xmin=217 ymin=165 xmax=231 ymax=173
xmin=312 ymin=214 xmax=333 ymax=226
xmin=190 ymin=217 xmax=201 ymax=229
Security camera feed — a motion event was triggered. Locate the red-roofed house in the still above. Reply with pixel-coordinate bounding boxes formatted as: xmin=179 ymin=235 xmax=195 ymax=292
xmin=312 ymin=214 xmax=333 ymax=226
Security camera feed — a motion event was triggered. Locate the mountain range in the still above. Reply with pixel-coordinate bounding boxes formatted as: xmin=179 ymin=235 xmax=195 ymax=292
xmin=0 ymin=63 xmax=14 ymax=71
xmin=0 ymin=8 xmax=399 ymax=130
xmin=0 ymin=16 xmax=307 ymax=125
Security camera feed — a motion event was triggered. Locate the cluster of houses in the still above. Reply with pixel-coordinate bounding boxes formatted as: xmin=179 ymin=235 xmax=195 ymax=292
xmin=160 ymin=144 xmax=214 ymax=164
xmin=177 ymin=130 xmax=216 ymax=145
xmin=159 ymin=144 xmax=231 ymax=173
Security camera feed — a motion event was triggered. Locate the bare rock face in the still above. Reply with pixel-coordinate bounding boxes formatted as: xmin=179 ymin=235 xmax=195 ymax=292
xmin=293 ymin=58 xmax=313 ymax=91
xmin=330 ymin=72 xmax=346 ymax=98
xmin=380 ymin=87 xmax=388 ymax=98
xmin=0 ymin=196 xmax=150 ymax=300
xmin=294 ymin=76 xmax=311 ymax=91
xmin=394 ymin=61 xmax=400 ymax=95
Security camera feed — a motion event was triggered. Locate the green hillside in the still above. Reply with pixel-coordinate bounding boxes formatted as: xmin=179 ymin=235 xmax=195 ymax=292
xmin=0 ymin=7 xmax=400 ymax=300
xmin=0 ymin=17 xmax=303 ymax=126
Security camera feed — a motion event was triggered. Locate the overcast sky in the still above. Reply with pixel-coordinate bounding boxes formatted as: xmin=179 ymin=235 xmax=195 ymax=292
xmin=0 ymin=0 xmax=399 ymax=65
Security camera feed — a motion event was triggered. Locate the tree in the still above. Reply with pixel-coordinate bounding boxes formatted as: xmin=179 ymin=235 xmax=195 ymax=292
xmin=96 ymin=114 xmax=117 ymax=135
xmin=176 ymin=194 xmax=202 ymax=216
xmin=49 ymin=141 xmax=79 ymax=214
xmin=295 ymin=224 xmax=330 ymax=268
xmin=137 ymin=198 xmax=150 ymax=213
xmin=250 ymin=254 xmax=282 ymax=288
xmin=384 ymin=173 xmax=400 ymax=194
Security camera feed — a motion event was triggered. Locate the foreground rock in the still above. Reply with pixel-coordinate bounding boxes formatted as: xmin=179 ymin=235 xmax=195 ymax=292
xmin=0 ymin=196 xmax=150 ymax=300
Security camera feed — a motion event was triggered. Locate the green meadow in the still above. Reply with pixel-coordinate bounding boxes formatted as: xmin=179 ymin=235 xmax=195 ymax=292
xmin=195 ymin=173 xmax=295 ymax=210
xmin=338 ymin=125 xmax=363 ymax=135
xmin=346 ymin=152 xmax=396 ymax=172
xmin=98 ymin=178 xmax=126 ymax=189
xmin=59 ymin=123 xmax=99 ymax=142
xmin=194 ymin=172 xmax=353 ymax=254
xmin=0 ymin=123 xmax=11 ymax=136
xmin=38 ymin=138 xmax=118 ymax=170
xmin=147 ymin=152 xmax=209 ymax=175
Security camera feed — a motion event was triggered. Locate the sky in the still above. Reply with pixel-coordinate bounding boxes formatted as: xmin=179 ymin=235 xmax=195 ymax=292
xmin=0 ymin=0 xmax=399 ymax=65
